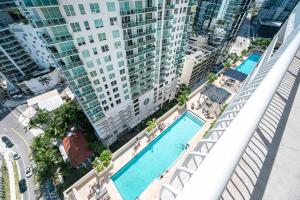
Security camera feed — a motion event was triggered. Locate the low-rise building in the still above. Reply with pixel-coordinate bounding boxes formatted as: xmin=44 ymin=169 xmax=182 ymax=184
xmin=180 ymin=36 xmax=220 ymax=88
xmin=17 ymin=67 xmax=63 ymax=95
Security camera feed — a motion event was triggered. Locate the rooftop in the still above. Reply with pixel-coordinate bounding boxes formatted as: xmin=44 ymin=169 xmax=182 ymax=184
xmin=27 ymin=89 xmax=64 ymax=111
xmin=62 ymin=132 xmax=93 ymax=167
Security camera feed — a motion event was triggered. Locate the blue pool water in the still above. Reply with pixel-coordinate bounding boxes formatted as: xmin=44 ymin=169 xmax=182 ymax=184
xmin=112 ymin=112 xmax=204 ymax=200
xmin=235 ymin=53 xmax=261 ymax=75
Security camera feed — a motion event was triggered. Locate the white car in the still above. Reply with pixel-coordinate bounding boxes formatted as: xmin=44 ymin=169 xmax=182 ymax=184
xmin=12 ymin=151 xmax=20 ymax=160
xmin=31 ymin=160 xmax=37 ymax=170
xmin=25 ymin=167 xmax=33 ymax=178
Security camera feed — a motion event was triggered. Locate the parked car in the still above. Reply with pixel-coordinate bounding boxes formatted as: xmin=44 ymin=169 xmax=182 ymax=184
xmin=19 ymin=179 xmax=27 ymax=193
xmin=1 ymin=136 xmax=13 ymax=148
xmin=12 ymin=151 xmax=20 ymax=160
xmin=25 ymin=166 xmax=33 ymax=178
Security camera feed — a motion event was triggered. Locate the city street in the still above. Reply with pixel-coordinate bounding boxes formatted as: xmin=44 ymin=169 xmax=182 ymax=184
xmin=0 ymin=105 xmax=36 ymax=200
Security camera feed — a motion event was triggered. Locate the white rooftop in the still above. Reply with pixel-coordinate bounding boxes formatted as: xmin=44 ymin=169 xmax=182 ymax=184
xmin=27 ymin=89 xmax=64 ymax=111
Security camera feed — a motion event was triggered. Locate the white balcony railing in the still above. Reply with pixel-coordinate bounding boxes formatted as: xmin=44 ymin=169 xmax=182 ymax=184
xmin=159 ymin=2 xmax=300 ymax=200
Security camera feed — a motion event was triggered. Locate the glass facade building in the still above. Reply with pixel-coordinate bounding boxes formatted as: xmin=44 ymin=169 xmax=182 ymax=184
xmin=193 ymin=0 xmax=251 ymax=46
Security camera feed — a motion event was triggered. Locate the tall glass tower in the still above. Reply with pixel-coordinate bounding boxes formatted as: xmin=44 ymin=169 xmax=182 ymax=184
xmin=193 ymin=0 xmax=251 ymax=46
xmin=21 ymin=0 xmax=196 ymax=146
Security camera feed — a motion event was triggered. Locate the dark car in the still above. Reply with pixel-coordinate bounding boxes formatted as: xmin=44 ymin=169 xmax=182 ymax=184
xmin=1 ymin=136 xmax=13 ymax=148
xmin=19 ymin=179 xmax=27 ymax=193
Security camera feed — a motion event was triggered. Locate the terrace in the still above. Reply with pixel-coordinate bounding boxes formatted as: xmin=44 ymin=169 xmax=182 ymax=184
xmin=63 ymin=70 xmax=238 ymax=200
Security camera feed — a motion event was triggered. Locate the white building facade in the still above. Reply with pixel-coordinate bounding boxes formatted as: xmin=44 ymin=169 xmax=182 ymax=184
xmin=22 ymin=0 xmax=196 ymax=146
xmin=9 ymin=23 xmax=57 ymax=69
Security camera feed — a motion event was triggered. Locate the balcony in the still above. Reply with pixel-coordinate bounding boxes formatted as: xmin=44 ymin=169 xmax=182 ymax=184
xmin=23 ymin=0 xmax=58 ymax=7
xmin=43 ymin=34 xmax=73 ymax=45
xmin=34 ymin=17 xmax=66 ymax=28
xmin=120 ymin=6 xmax=157 ymax=15
xmin=53 ymin=48 xmax=78 ymax=59
xmin=122 ymin=18 xmax=156 ymax=29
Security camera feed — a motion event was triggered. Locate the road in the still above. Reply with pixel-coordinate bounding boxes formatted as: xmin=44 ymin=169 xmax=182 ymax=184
xmin=0 ymin=105 xmax=36 ymax=200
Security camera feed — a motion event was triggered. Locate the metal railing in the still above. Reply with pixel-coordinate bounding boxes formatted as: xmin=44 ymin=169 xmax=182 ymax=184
xmin=159 ymin=2 xmax=300 ymax=200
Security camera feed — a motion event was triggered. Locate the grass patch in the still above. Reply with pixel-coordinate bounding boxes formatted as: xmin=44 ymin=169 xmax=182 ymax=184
xmin=2 ymin=160 xmax=10 ymax=200
xmin=12 ymin=161 xmax=21 ymax=200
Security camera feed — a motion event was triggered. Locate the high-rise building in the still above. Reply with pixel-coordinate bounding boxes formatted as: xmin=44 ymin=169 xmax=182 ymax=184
xmin=193 ymin=0 xmax=251 ymax=46
xmin=0 ymin=0 xmax=16 ymax=11
xmin=21 ymin=0 xmax=196 ymax=146
xmin=258 ymin=0 xmax=298 ymax=23
xmin=9 ymin=23 xmax=57 ymax=69
xmin=256 ymin=0 xmax=299 ymax=38
xmin=0 ymin=12 xmax=40 ymax=88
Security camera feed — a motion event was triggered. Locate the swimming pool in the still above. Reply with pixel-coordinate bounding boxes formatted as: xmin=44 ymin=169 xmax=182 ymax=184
xmin=112 ymin=112 xmax=204 ymax=200
xmin=235 ymin=53 xmax=261 ymax=75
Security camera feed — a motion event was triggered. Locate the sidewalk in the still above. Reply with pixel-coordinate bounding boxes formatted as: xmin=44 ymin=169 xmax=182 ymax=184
xmin=0 ymin=146 xmax=16 ymax=200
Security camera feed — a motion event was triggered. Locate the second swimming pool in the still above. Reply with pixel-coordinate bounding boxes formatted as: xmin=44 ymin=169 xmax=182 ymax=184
xmin=235 ymin=53 xmax=261 ymax=75
xmin=112 ymin=111 xmax=204 ymax=200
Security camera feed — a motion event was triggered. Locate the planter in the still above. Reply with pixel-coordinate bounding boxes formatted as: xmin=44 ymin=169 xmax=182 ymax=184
xmin=96 ymin=162 xmax=113 ymax=177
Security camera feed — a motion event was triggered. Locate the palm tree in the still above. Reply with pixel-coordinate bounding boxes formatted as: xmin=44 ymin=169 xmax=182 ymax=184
xmin=146 ymin=118 xmax=156 ymax=132
xmin=177 ymin=93 xmax=188 ymax=107
xmin=38 ymin=76 xmax=51 ymax=87
xmin=92 ymin=157 xmax=104 ymax=172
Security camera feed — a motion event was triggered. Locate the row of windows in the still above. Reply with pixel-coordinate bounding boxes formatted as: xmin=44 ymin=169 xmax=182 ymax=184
xmin=69 ymin=17 xmax=117 ymax=32
xmin=63 ymin=2 xmax=116 ymax=16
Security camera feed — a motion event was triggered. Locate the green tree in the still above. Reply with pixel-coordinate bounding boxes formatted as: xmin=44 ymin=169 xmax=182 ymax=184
xmin=31 ymin=135 xmax=63 ymax=183
xmin=146 ymin=118 xmax=156 ymax=132
xmin=223 ymin=61 xmax=231 ymax=69
xmin=99 ymin=150 xmax=112 ymax=167
xmin=28 ymin=109 xmax=50 ymax=129
xmin=92 ymin=157 xmax=104 ymax=172
xmin=208 ymin=72 xmax=217 ymax=83
xmin=177 ymin=93 xmax=189 ymax=107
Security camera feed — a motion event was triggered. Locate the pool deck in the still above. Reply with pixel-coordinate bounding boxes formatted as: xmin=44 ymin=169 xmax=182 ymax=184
xmin=64 ymin=74 xmax=238 ymax=200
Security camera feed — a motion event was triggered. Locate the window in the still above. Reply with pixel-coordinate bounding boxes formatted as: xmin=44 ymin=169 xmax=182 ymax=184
xmin=78 ymin=4 xmax=85 ymax=15
xmin=94 ymin=19 xmax=103 ymax=28
xmin=122 ymin=83 xmax=127 ymax=88
xmin=99 ymin=94 xmax=105 ymax=99
xmin=86 ymin=61 xmax=94 ymax=68
xmin=70 ymin=22 xmax=81 ymax=32
xmin=89 ymin=3 xmax=100 ymax=13
xmin=113 ymin=87 xmax=118 ymax=92
xmin=121 ymin=76 xmax=126 ymax=81
xmin=112 ymin=30 xmax=120 ymax=38
xmin=104 ymin=55 xmax=111 ymax=62
xmin=76 ymin=37 xmax=85 ymax=46
xmin=96 ymin=58 xmax=101 ymax=65
xmin=98 ymin=33 xmax=106 ymax=41
xmin=106 ymin=64 xmax=113 ymax=71
xmin=93 ymin=48 xmax=98 ymax=55
xmin=111 ymin=80 xmax=117 ymax=86
xmin=118 ymin=60 xmax=124 ymax=67
xmin=82 ymin=50 xmax=90 ymax=58
xmin=117 ymin=52 xmax=123 ymax=58
xmin=90 ymin=71 xmax=97 ymax=77
xmin=109 ymin=73 xmax=115 ymax=79
xmin=63 ymin=5 xmax=75 ymax=16
xmin=106 ymin=2 xmax=116 ymax=12
xmin=120 ymin=69 xmax=125 ymax=74
xmin=84 ymin=21 xmax=90 ymax=30
xmin=93 ymin=79 xmax=100 ymax=85
xmin=110 ymin=17 xmax=117 ymax=25
xmin=88 ymin=35 xmax=94 ymax=43
xmin=101 ymin=45 xmax=109 ymax=52
xmin=125 ymin=95 xmax=129 ymax=100
xmin=114 ymin=41 xmax=121 ymax=49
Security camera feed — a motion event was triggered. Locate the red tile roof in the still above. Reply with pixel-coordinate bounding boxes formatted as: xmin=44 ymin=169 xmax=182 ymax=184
xmin=62 ymin=132 xmax=93 ymax=167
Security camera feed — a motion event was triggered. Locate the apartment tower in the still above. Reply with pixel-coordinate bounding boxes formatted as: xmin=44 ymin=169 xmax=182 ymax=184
xmin=193 ymin=0 xmax=251 ymax=46
xmin=21 ymin=0 xmax=196 ymax=146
